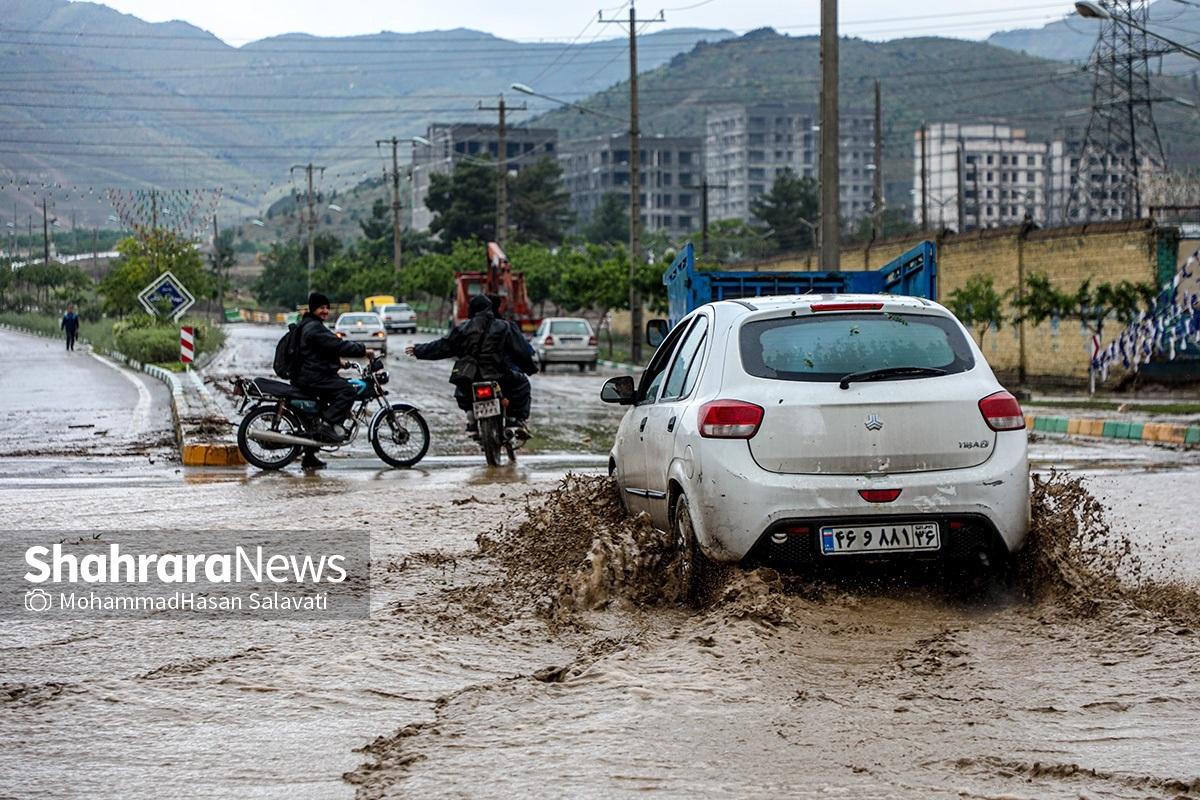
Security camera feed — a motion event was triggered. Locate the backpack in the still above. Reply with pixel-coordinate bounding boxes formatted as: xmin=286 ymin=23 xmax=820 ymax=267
xmin=272 ymin=320 xmax=307 ymax=379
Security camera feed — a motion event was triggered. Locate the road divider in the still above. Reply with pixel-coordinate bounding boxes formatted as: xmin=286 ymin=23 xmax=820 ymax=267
xmin=1025 ymin=413 xmax=1200 ymax=447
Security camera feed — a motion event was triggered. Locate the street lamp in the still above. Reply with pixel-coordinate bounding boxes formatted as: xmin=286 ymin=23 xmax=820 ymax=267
xmin=1075 ymin=1 xmax=1200 ymax=60
xmin=510 ymin=83 xmax=628 ymax=123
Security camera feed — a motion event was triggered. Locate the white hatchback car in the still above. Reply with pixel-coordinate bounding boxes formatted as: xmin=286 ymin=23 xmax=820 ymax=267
xmin=601 ymin=294 xmax=1029 ymax=599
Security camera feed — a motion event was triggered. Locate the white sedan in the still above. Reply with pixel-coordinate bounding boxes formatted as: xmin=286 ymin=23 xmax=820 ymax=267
xmin=334 ymin=312 xmax=388 ymax=356
xmin=601 ymin=294 xmax=1029 ymax=601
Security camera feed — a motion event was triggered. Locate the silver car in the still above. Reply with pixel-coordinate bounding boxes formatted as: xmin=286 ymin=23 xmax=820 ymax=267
xmin=379 ymin=303 xmax=417 ymax=334
xmin=533 ymin=317 xmax=598 ymax=372
xmin=333 ymin=312 xmax=388 ymax=356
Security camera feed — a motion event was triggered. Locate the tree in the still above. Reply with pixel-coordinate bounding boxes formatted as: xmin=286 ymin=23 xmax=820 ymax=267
xmin=509 ymin=157 xmax=575 ymax=245
xmin=946 ymin=275 xmax=1007 ymax=348
xmin=253 ymin=234 xmax=342 ymax=309
xmin=750 ymin=168 xmax=818 ymax=253
xmin=847 ymin=207 xmax=921 ymax=244
xmin=581 ymin=193 xmax=629 ymax=245
xmin=1013 ymin=273 xmax=1157 ymax=392
xmin=210 ymin=229 xmax=236 ymax=309
xmin=99 ymin=230 xmax=212 ymax=316
xmin=426 ymin=160 xmax=496 ymax=249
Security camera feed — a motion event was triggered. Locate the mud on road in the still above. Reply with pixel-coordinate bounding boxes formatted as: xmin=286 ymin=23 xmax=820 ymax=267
xmin=342 ymin=473 xmax=1200 ymax=800
xmin=2 ymin=467 xmax=1199 ymax=799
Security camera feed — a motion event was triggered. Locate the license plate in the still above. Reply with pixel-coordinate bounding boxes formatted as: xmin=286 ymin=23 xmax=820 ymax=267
xmin=473 ymin=399 xmax=501 ymax=418
xmin=820 ymin=522 xmax=940 ymax=555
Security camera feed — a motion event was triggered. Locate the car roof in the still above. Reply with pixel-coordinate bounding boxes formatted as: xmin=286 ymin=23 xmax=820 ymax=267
xmin=707 ymin=293 xmax=945 ymax=318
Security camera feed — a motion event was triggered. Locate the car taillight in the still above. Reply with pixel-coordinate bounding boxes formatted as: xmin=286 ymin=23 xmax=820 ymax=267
xmin=335 ymin=332 xmax=345 ymax=338
xmin=810 ymin=302 xmax=884 ymax=312
xmin=699 ymin=400 xmax=764 ymax=439
xmin=979 ymin=390 xmax=1025 ymax=431
xmin=544 ymin=335 xmax=555 ymax=347
xmin=859 ymin=488 xmax=902 ymax=503
xmin=588 ymin=335 xmax=597 ymax=346
xmin=373 ymin=331 xmax=386 ymax=338
xmin=474 ymin=385 xmax=495 ymax=401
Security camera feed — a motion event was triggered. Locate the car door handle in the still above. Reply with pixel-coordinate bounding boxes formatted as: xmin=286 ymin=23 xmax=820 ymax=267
xmin=639 ymin=417 xmax=648 ymax=432
xmin=667 ymin=415 xmax=676 ymax=432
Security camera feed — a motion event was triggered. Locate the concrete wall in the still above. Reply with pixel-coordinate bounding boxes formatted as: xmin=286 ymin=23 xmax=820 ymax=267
xmin=728 ymin=220 xmax=1175 ymax=385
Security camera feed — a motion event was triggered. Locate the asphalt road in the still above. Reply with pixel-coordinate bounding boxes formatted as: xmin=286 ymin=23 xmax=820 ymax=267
xmin=1 ymin=324 xmax=1199 ymax=799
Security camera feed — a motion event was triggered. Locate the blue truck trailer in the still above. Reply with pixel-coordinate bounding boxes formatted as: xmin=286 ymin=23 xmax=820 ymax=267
xmin=661 ymin=240 xmax=939 ymax=329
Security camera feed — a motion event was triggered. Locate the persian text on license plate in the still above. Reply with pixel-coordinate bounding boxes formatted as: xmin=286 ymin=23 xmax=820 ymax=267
xmin=820 ymin=522 xmax=940 ymax=555
xmin=473 ymin=399 xmax=501 ymax=418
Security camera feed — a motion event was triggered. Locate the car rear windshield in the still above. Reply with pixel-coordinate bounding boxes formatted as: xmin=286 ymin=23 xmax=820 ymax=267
xmin=739 ymin=311 xmax=974 ymax=382
xmin=550 ymin=320 xmax=591 ymax=335
xmin=339 ymin=314 xmax=379 ymax=326
xmin=383 ymin=304 xmax=411 ymax=313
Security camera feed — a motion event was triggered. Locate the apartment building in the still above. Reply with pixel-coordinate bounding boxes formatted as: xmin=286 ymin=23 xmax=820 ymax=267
xmin=558 ymin=133 xmax=704 ymax=240
xmin=704 ymin=103 xmax=876 ymax=225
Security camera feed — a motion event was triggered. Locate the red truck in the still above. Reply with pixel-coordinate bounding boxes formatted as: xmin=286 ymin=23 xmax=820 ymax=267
xmin=452 ymin=242 xmax=540 ymax=333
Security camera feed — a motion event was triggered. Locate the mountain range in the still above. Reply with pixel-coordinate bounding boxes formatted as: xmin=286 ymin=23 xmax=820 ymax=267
xmin=3 ymin=0 xmax=1199 ymax=230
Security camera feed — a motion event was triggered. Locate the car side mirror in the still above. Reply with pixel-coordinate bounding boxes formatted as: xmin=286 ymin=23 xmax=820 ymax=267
xmin=600 ymin=376 xmax=636 ymax=405
xmin=646 ymin=319 xmax=668 ymax=348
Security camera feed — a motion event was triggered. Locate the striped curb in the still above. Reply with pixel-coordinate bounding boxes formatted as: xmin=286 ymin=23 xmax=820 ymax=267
xmin=1024 ymin=414 xmax=1200 ymax=447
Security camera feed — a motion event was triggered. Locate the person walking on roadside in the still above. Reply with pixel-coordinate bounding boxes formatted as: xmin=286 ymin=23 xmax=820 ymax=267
xmin=60 ymin=304 xmax=80 ymax=352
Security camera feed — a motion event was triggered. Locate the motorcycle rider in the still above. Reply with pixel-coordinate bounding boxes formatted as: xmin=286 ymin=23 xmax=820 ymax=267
xmin=292 ymin=292 xmax=370 ymax=459
xmin=405 ymin=293 xmax=536 ymax=435
xmin=486 ymin=293 xmax=535 ymax=438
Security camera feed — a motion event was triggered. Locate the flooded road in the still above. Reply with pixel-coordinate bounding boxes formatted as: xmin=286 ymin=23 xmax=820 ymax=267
xmin=1 ymin=324 xmax=1199 ymax=799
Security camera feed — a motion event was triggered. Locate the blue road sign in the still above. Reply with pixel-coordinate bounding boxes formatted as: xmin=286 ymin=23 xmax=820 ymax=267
xmin=137 ymin=271 xmax=196 ymax=320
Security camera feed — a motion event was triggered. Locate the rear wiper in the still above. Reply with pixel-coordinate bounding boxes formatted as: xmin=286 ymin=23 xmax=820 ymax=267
xmin=838 ymin=366 xmax=948 ymax=390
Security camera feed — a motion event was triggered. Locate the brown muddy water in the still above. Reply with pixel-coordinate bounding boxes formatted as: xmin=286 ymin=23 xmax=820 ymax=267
xmin=2 ymin=470 xmax=1199 ymax=799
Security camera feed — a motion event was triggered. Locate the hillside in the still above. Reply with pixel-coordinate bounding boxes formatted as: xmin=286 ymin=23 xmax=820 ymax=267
xmin=535 ymin=28 xmax=1200 ymax=208
xmin=986 ymin=0 xmax=1200 ymax=74
xmin=0 ymin=0 xmax=731 ymax=224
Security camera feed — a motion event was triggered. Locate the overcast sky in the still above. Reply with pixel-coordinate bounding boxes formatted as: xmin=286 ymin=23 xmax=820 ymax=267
xmin=84 ymin=0 xmax=1075 ymax=46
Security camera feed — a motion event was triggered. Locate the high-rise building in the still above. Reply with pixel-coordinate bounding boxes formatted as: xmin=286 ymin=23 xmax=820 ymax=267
xmin=558 ymin=133 xmax=704 ymax=240
xmin=409 ymin=123 xmax=558 ymax=233
xmin=704 ymin=103 xmax=875 ymax=226
xmin=914 ymin=122 xmax=1145 ymax=231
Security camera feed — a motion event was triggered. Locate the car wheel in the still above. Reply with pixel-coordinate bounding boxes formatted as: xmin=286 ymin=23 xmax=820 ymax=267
xmin=672 ymin=492 xmax=722 ymax=606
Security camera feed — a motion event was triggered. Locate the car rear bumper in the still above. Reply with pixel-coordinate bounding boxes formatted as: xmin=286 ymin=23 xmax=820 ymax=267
xmin=682 ymin=433 xmax=1029 ymax=563
xmin=538 ymin=347 xmax=597 ymax=363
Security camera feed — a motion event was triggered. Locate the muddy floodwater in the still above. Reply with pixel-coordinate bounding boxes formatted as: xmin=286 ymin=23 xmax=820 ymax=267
xmin=1 ymin=326 xmax=1199 ymax=799
xmin=3 ymin=464 xmax=1199 ymax=799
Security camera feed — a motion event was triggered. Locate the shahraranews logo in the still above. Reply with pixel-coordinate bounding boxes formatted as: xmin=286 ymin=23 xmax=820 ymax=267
xmin=25 ymin=543 xmax=348 ymax=585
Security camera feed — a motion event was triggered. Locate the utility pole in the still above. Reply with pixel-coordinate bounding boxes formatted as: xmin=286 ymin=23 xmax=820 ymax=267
xmin=376 ymin=136 xmax=406 ymax=273
xmin=682 ymin=178 xmax=728 ymax=257
xmin=213 ymin=214 xmax=224 ymax=320
xmin=872 ymin=79 xmax=884 ymax=241
xmin=602 ymin=1 xmax=663 ymax=363
xmin=41 ymin=197 xmax=50 ymax=265
xmin=478 ymin=94 xmax=526 ymax=247
xmin=920 ymin=122 xmax=929 ymax=230
xmin=291 ymin=163 xmax=325 ymax=294
xmin=819 ymin=0 xmax=840 ymax=269
xmin=92 ymin=228 xmax=98 ymax=281
xmin=955 ymin=143 xmax=966 ymax=232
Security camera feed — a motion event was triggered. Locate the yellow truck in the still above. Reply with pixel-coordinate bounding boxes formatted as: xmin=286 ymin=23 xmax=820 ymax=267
xmin=364 ymin=295 xmax=396 ymax=313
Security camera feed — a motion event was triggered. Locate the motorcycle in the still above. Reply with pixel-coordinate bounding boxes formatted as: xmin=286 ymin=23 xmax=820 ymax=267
xmin=469 ymin=380 xmax=524 ymax=466
xmin=232 ymin=356 xmax=430 ymax=470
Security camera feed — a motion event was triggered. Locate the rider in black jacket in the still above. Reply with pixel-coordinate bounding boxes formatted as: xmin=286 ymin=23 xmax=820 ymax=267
xmin=293 ymin=292 xmax=370 ymax=448
xmin=407 ymin=294 xmax=536 ymax=433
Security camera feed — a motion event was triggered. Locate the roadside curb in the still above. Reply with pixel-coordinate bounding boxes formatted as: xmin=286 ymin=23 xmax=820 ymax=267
xmin=0 ymin=321 xmax=243 ymax=466
xmin=1024 ymin=413 xmax=1200 ymax=447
